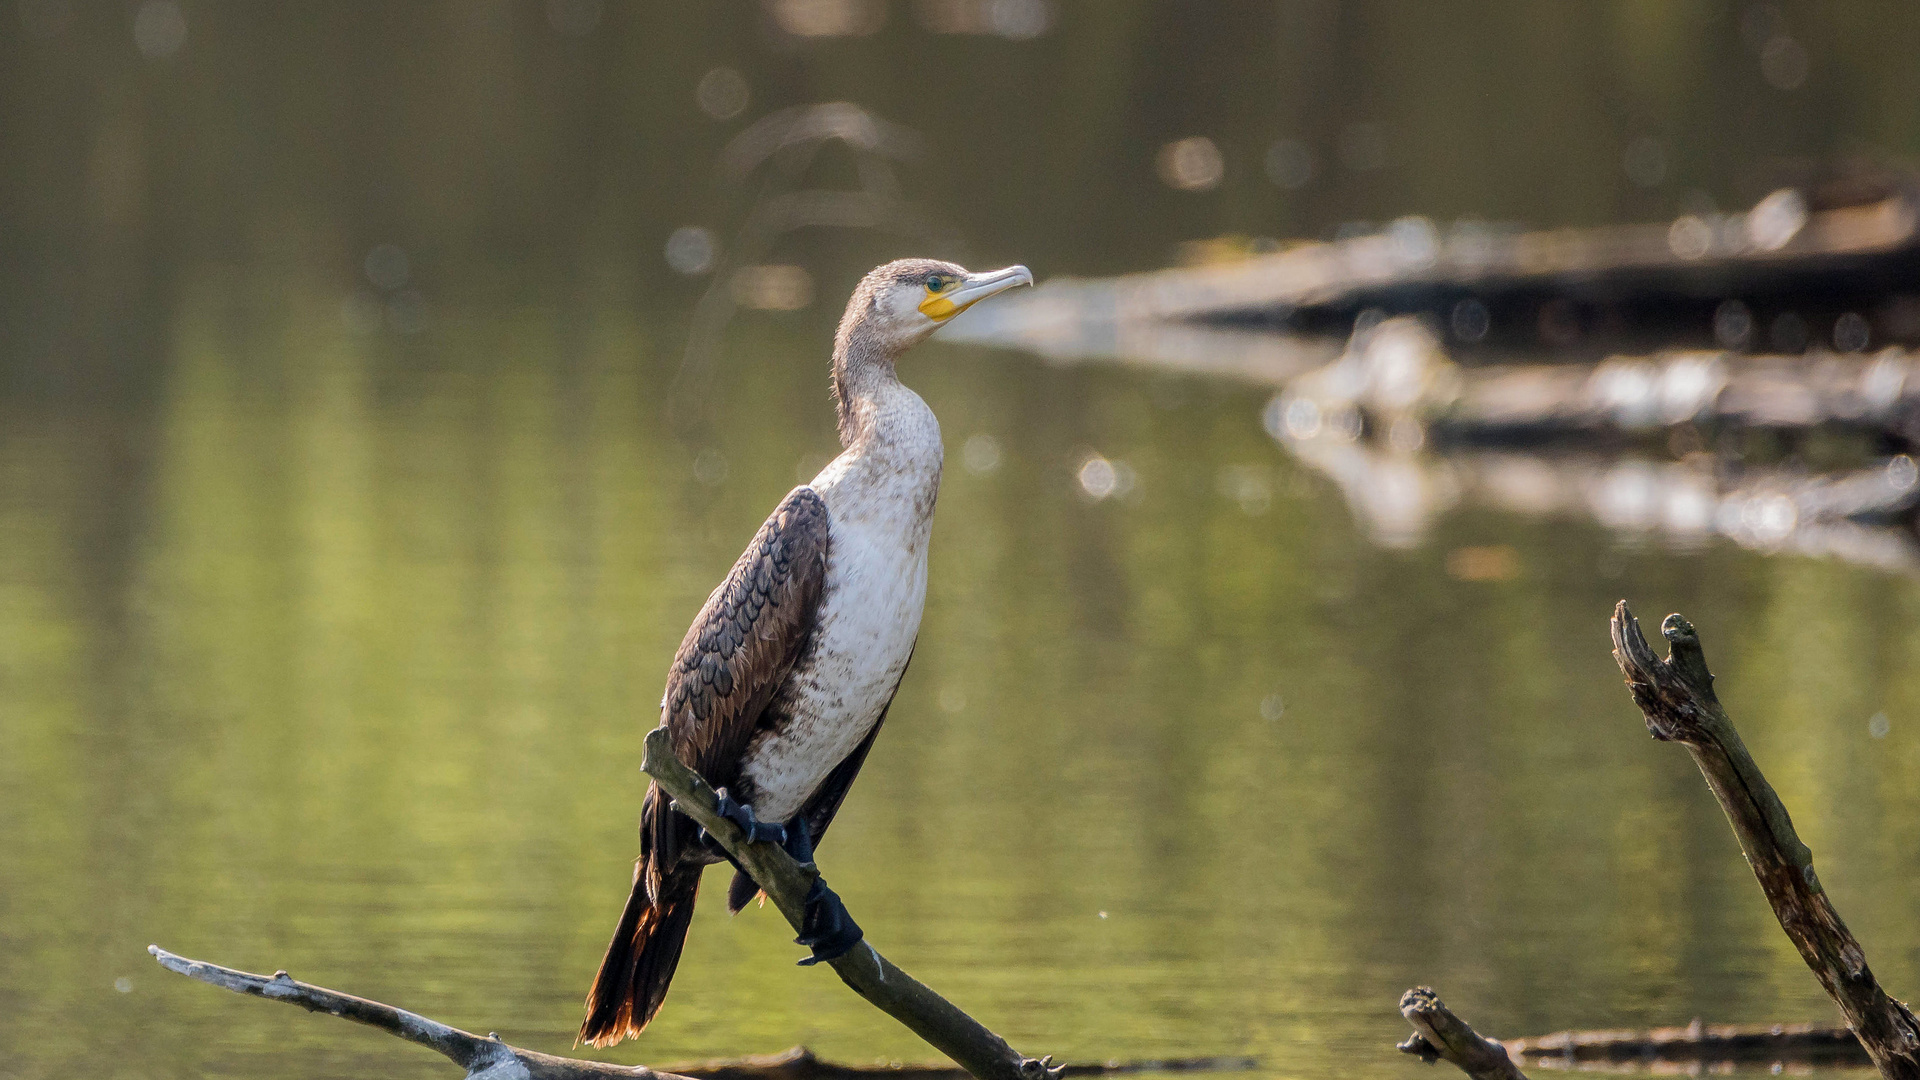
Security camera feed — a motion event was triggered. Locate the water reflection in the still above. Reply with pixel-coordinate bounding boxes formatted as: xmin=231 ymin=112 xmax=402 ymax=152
xmin=4 ymin=274 xmax=1920 ymax=1080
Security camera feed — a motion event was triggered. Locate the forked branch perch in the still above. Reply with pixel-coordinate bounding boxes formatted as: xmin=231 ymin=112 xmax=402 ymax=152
xmin=1610 ymin=601 xmax=1920 ymax=1080
xmin=639 ymin=728 xmax=1059 ymax=1080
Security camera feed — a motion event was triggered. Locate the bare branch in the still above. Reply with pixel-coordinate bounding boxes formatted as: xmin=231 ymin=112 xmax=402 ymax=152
xmin=641 ymin=728 xmax=1058 ymax=1080
xmin=149 ymin=945 xmax=687 ymax=1080
xmin=1395 ymin=988 xmax=1528 ymax=1080
xmin=1610 ymin=601 xmax=1920 ymax=1080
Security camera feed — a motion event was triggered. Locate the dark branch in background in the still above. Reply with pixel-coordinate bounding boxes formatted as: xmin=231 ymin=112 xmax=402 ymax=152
xmin=1505 ymin=1019 xmax=1868 ymax=1068
xmin=640 ymin=729 xmax=1059 ymax=1080
xmin=1395 ymin=988 xmax=1528 ymax=1080
xmin=1609 ymin=601 xmax=1920 ymax=1080
xmin=148 ymin=945 xmax=685 ymax=1080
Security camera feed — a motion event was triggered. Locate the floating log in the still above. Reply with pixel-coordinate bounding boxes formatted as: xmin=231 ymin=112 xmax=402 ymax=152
xmin=945 ymin=177 xmax=1920 ymax=365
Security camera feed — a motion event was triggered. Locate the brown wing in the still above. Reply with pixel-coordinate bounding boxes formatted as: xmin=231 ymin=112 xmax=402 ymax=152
xmin=643 ymin=486 xmax=830 ymax=898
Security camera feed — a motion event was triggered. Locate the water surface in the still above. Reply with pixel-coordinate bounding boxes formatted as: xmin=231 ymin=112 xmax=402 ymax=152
xmin=3 ymin=6 xmax=1920 ymax=1079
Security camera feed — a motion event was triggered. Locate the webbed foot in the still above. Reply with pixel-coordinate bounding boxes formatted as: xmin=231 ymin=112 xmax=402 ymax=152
xmin=794 ymin=876 xmax=863 ymax=966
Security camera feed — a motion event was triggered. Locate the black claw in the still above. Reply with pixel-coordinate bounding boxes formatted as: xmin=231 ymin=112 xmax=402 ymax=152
xmin=794 ymin=876 xmax=863 ymax=966
xmin=713 ymin=788 xmax=786 ymax=846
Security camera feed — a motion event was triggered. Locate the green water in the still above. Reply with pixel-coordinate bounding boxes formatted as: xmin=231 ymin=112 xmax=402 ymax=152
xmin=4 ymin=5 xmax=1920 ymax=1079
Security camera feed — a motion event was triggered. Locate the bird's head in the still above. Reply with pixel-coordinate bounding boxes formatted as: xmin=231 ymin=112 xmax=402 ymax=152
xmin=836 ymin=258 xmax=1033 ymax=356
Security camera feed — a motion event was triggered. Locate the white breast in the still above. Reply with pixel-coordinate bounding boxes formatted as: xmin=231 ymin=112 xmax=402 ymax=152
xmin=739 ymin=382 xmax=943 ymax=823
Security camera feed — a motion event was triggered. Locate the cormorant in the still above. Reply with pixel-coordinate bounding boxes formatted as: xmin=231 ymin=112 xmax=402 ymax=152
xmin=580 ymin=259 xmax=1033 ymax=1047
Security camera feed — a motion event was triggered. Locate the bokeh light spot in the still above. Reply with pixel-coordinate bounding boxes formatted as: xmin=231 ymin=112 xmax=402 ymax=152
xmin=132 ymin=0 xmax=186 ymax=59
xmin=1451 ymin=298 xmax=1490 ymax=342
xmin=1714 ymin=300 xmax=1752 ymax=349
xmin=962 ymin=433 xmax=1002 ymax=475
xmin=1760 ymin=35 xmax=1808 ymax=90
xmin=731 ymin=265 xmax=814 ymax=310
xmin=697 ymin=68 xmax=750 ymax=121
xmin=1833 ymin=311 xmax=1871 ymax=353
xmin=770 ymin=0 xmax=886 ymax=38
xmin=1157 ymin=137 xmax=1224 ymax=192
xmin=666 ymin=227 xmax=718 ymax=275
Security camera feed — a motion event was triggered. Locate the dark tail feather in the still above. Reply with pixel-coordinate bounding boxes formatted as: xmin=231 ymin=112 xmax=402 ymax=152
xmin=726 ymin=867 xmax=764 ymax=914
xmin=579 ymin=866 xmax=701 ymax=1047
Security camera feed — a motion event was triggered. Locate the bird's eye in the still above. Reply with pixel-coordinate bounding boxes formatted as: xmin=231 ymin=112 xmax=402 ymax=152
xmin=925 ymin=275 xmax=947 ymax=292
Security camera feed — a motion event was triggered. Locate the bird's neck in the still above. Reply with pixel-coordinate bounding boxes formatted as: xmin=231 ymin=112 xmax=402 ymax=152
xmin=832 ymin=329 xmax=903 ymax=450
xmin=824 ymin=329 xmax=942 ymax=512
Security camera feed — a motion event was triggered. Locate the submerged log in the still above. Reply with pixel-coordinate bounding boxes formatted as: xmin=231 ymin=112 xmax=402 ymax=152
xmin=1506 ymin=1020 xmax=1867 ymax=1067
xmin=661 ymin=1046 xmax=1258 ymax=1080
xmin=1610 ymin=604 xmax=1920 ymax=1080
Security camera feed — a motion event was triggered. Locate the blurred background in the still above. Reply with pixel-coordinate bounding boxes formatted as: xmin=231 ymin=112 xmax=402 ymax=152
xmin=4 ymin=3 xmax=1920 ymax=1079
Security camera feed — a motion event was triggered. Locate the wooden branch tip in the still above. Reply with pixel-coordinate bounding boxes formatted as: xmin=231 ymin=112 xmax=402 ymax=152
xmin=1607 ymin=602 xmax=1920 ymax=1080
xmin=1396 ymin=987 xmax=1528 ymax=1080
xmin=639 ymin=728 xmax=1061 ymax=1080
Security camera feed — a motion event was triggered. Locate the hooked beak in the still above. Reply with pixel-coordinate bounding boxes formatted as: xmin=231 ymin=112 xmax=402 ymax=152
xmin=921 ymin=264 xmax=1033 ymax=322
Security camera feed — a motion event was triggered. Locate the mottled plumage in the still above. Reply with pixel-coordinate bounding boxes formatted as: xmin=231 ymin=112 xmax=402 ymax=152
xmin=581 ymin=258 xmax=1031 ymax=1048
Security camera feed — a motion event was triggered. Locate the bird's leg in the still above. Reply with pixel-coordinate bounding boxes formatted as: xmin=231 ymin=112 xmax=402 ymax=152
xmin=794 ymin=876 xmax=863 ymax=966
xmin=703 ymin=788 xmax=787 ymax=848
xmin=780 ymin=814 xmax=816 ymax=867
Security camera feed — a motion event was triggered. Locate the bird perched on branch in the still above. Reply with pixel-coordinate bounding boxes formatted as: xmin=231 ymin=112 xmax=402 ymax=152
xmin=581 ymin=258 xmax=1033 ymax=1047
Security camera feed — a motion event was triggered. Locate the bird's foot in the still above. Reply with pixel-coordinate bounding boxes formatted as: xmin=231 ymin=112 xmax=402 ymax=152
xmin=794 ymin=876 xmax=863 ymax=966
xmin=781 ymin=816 xmax=816 ymax=867
xmin=705 ymin=788 xmax=786 ymax=847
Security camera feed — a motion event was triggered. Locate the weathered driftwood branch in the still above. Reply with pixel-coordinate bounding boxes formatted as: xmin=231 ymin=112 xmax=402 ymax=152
xmin=661 ymin=1046 xmax=1258 ymax=1080
xmin=1610 ymin=602 xmax=1920 ymax=1080
xmin=1506 ymin=1019 xmax=1868 ymax=1066
xmin=640 ymin=729 xmax=1057 ymax=1080
xmin=1395 ymin=988 xmax=1528 ymax=1080
xmin=148 ymin=944 xmax=688 ymax=1079
xmin=150 ymin=945 xmax=1239 ymax=1080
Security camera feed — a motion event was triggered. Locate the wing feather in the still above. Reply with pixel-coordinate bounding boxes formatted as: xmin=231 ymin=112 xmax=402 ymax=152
xmin=644 ymin=486 xmax=830 ymax=897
